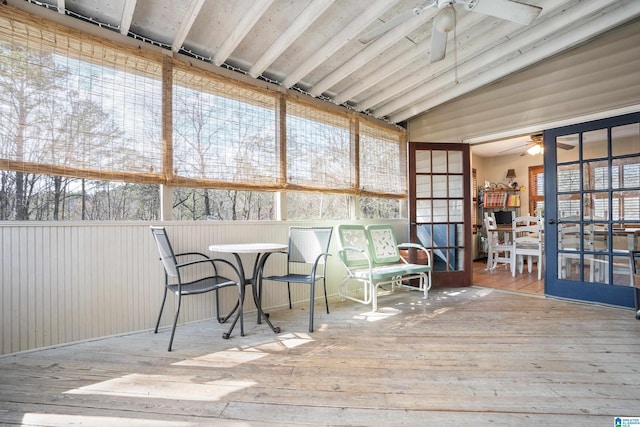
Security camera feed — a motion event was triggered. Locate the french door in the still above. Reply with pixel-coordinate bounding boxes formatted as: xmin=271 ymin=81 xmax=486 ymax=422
xmin=544 ymin=112 xmax=640 ymax=307
xmin=408 ymin=142 xmax=472 ymax=287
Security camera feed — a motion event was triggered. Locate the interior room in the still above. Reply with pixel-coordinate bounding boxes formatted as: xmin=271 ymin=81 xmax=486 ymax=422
xmin=1 ymin=0 xmax=639 ymax=425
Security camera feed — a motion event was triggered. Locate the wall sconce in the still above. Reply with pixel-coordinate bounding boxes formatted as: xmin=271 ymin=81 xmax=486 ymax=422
xmin=506 ymin=169 xmax=516 ymax=186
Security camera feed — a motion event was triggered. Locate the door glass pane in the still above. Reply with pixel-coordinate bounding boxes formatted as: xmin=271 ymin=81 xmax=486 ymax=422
xmin=558 ymin=253 xmax=580 ymax=281
xmin=588 ymin=223 xmax=608 ymax=252
xmin=614 ymin=191 xmax=640 ymax=222
xmin=558 ymin=164 xmax=580 ymax=192
xmin=415 ymin=151 xmax=431 ymax=173
xmin=456 ymin=223 xmax=464 ymax=245
xmin=612 ymin=230 xmax=633 ymax=252
xmin=455 ymin=249 xmax=464 ymax=270
xmin=583 ymin=129 xmax=608 ymax=160
xmin=433 ymin=199 xmax=447 ymax=222
xmin=612 ymin=255 xmax=631 ymax=286
xmin=416 ymin=200 xmax=431 ymax=222
xmin=416 ymin=175 xmax=431 ymax=198
xmin=583 ymin=160 xmax=609 ymax=191
xmin=612 ymin=123 xmax=640 ymax=156
xmin=557 ymin=134 xmax=579 ymax=162
xmin=448 ymin=151 xmax=462 ymax=173
xmin=449 ymin=199 xmax=463 ymax=222
xmin=614 ymin=157 xmax=640 ymax=189
xmin=584 ymin=255 xmax=603 ymax=283
xmin=558 ymin=194 xmax=580 ymax=219
xmin=432 ymin=150 xmax=447 ymax=173
xmin=417 ymin=224 xmax=432 ymax=246
xmin=590 ymin=193 xmax=609 ymax=220
xmin=433 ymin=175 xmax=447 ymax=197
xmin=448 ymin=175 xmax=463 ymax=197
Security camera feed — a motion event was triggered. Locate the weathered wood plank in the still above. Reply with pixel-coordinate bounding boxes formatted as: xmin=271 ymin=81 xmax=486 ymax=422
xmin=1 ymin=287 xmax=638 ymax=426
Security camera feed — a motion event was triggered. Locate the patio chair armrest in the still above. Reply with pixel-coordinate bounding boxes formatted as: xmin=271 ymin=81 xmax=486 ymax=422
xmin=397 ymin=243 xmax=432 ymax=267
xmin=174 ymin=251 xmax=210 ymax=260
xmin=310 ymin=252 xmax=331 ymax=274
xmin=338 ymin=246 xmax=373 ymax=269
xmin=175 ymin=257 xmax=242 ymax=280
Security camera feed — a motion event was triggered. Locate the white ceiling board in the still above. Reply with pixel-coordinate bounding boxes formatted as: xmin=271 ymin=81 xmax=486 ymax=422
xmin=17 ymin=0 xmax=640 ymax=125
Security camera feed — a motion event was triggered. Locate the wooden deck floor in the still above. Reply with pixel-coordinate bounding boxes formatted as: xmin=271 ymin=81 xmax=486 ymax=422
xmin=1 ymin=286 xmax=639 ymax=426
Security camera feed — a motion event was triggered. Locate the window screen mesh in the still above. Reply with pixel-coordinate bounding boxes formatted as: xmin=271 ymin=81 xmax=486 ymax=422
xmin=0 ymin=11 xmax=163 ymax=182
xmin=172 ymin=68 xmax=278 ymax=186
xmin=286 ymin=100 xmax=353 ymax=190
xmin=0 ymin=9 xmax=407 ymax=199
xmin=360 ymin=123 xmax=406 ymax=195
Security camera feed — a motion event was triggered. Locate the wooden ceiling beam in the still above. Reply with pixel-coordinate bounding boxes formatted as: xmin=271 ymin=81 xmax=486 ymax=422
xmin=249 ymin=0 xmax=335 ymax=78
xmin=172 ymin=0 xmax=206 ymax=53
xmin=308 ymin=7 xmax=436 ymax=98
xmin=213 ymin=0 xmax=275 ymax=66
xmin=281 ymin=0 xmax=402 ymax=89
xmin=119 ymin=0 xmax=137 ymax=35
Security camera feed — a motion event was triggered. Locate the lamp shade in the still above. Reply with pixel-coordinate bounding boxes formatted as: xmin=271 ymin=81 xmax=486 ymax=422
xmin=506 ymin=169 xmax=516 ymax=179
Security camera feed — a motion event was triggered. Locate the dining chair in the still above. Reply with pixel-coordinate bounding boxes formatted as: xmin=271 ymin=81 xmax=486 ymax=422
xmin=484 ymin=214 xmax=512 ymax=272
xmin=262 ymin=226 xmax=333 ymax=332
xmin=150 ymin=226 xmax=242 ymax=351
xmin=511 ymin=215 xmax=544 ymax=280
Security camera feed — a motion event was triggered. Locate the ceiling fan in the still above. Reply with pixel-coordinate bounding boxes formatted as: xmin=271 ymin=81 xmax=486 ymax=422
xmin=499 ymin=134 xmax=576 ymax=156
xmin=359 ymin=0 xmax=543 ymax=63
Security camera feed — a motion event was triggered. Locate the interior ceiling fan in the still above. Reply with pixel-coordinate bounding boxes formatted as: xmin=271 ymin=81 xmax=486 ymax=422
xmin=499 ymin=134 xmax=576 ymax=156
xmin=360 ymin=0 xmax=543 ymax=63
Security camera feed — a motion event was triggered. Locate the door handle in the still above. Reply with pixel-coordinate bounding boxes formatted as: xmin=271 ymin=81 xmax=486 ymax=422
xmin=547 ymin=219 xmax=556 ymax=225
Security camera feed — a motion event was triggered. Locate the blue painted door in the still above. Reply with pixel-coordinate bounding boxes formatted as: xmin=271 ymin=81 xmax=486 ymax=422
xmin=544 ymin=112 xmax=640 ymax=307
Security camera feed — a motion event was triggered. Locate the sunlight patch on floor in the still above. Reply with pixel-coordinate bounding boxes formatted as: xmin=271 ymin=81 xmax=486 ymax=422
xmin=22 ymin=413 xmax=194 ymax=426
xmin=174 ymin=332 xmax=314 ymax=367
xmin=65 ymin=373 xmax=256 ymax=401
xmin=353 ymin=307 xmax=401 ymax=322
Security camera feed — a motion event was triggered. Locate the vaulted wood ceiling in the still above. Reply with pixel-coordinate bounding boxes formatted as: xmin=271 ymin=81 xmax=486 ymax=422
xmin=18 ymin=0 xmax=640 ymax=125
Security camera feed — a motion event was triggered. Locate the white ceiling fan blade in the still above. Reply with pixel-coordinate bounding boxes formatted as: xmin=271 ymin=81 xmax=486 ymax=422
xmin=429 ymin=27 xmax=448 ymax=63
xmin=465 ymin=0 xmax=542 ymax=25
xmin=359 ymin=8 xmax=420 ymax=44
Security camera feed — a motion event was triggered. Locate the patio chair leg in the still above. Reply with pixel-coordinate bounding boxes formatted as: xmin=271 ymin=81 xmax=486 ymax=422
xmin=287 ymin=283 xmax=292 ymax=309
xmin=154 ymin=289 xmax=168 ymax=333
xmin=309 ymin=281 xmax=315 ymax=332
xmin=323 ymin=278 xmax=329 ymax=314
xmin=168 ymin=294 xmax=182 ymax=352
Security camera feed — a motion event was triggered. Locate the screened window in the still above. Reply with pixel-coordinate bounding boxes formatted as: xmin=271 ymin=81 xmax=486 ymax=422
xmin=359 ymin=123 xmax=406 ymax=195
xmin=0 ymin=15 xmax=163 ymax=182
xmin=286 ymin=101 xmax=352 ymax=191
xmin=172 ymin=68 xmax=277 ymax=187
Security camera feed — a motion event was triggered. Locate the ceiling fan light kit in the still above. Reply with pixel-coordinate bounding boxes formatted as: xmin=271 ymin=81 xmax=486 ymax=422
xmin=527 ymin=143 xmax=543 ymax=156
xmin=435 ymin=3 xmax=456 ymax=33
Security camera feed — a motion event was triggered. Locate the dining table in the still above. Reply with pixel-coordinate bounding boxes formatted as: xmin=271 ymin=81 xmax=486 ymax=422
xmin=209 ymin=242 xmax=287 ymax=337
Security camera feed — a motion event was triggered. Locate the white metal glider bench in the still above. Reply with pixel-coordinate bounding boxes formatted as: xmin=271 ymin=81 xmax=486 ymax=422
xmin=336 ymin=224 xmax=432 ymax=311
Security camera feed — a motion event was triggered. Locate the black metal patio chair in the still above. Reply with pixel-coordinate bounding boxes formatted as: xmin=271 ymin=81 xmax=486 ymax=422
xmin=262 ymin=226 xmax=333 ymax=332
xmin=150 ymin=226 xmax=243 ymax=351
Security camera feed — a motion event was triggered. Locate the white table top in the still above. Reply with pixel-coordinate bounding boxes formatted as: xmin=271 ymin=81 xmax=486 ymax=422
xmin=209 ymin=243 xmax=287 ymax=254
